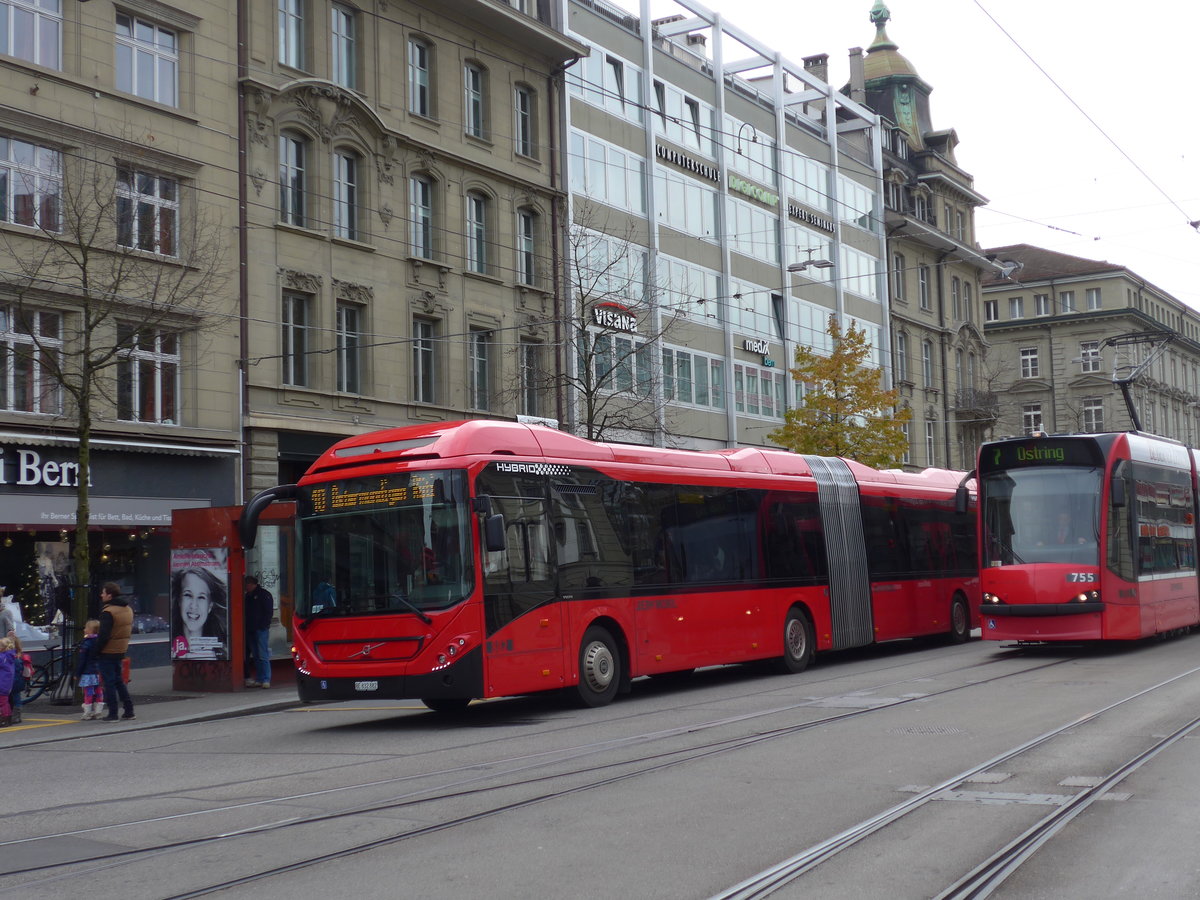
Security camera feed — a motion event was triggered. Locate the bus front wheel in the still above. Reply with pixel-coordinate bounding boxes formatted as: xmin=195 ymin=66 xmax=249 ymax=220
xmin=777 ymin=609 xmax=815 ymax=674
xmin=573 ymin=626 xmax=621 ymax=707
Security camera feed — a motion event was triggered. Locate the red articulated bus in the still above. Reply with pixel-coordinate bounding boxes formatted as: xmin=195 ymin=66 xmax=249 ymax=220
xmin=241 ymin=420 xmax=979 ymax=711
xmin=975 ymin=430 xmax=1200 ymax=641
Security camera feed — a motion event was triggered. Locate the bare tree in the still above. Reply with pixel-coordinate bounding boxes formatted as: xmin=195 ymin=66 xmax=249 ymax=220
xmin=0 ymin=132 xmax=228 ymax=635
xmin=502 ymin=212 xmax=683 ymax=444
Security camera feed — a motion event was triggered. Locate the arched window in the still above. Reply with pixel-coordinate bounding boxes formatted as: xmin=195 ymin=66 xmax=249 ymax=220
xmin=465 ymin=191 xmax=489 ymax=273
xmin=410 ymin=174 xmax=434 ymax=258
xmin=279 ymin=132 xmax=308 ymax=227
xmin=333 ymin=149 xmax=359 ymax=240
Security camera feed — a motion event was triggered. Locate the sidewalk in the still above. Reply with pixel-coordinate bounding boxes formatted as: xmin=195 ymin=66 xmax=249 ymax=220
xmin=3 ymin=663 xmax=298 ymax=747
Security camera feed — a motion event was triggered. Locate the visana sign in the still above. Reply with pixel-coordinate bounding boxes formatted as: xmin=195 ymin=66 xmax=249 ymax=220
xmin=591 ymin=303 xmax=638 ymax=334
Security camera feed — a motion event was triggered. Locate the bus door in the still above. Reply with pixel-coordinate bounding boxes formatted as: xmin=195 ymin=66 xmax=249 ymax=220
xmin=803 ymin=456 xmax=874 ymax=649
xmin=477 ymin=469 xmax=565 ymax=696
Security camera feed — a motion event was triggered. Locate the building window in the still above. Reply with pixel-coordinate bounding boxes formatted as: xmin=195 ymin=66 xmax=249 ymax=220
xmin=1034 ymin=293 xmax=1051 ymax=316
xmin=464 ymin=63 xmax=486 ymax=139
xmin=332 ymin=150 xmax=358 ymax=240
xmin=895 ymin=331 xmax=908 ymax=382
xmin=963 ymin=282 xmax=974 ymax=322
xmin=469 ymin=328 xmax=490 ymax=410
xmin=331 ymin=4 xmax=356 ymax=89
xmin=515 ymin=85 xmax=536 ymax=157
xmin=117 ymin=169 xmax=177 ymax=256
xmin=984 ymin=298 xmax=998 ymax=322
xmin=409 ymin=174 xmax=433 ymax=258
xmin=281 ymin=291 xmax=310 ymax=386
xmin=116 ymin=325 xmax=178 ymax=424
xmin=517 ymin=208 xmax=537 ymax=285
xmin=115 ymin=14 xmax=177 ymax=106
xmin=1009 ymin=296 xmax=1024 ymax=319
xmin=278 ymin=133 xmax=307 ymax=227
xmin=408 ymin=37 xmax=432 ymax=117
xmin=0 ymin=135 xmax=61 ymax=230
xmin=335 ymin=302 xmax=361 ymax=394
xmin=925 ymin=421 xmax=936 ymax=465
xmin=1 ymin=0 xmax=60 ymax=69
xmin=1082 ymin=397 xmax=1104 ymax=433
xmin=412 ymin=318 xmax=436 ymax=403
xmin=519 ymin=340 xmax=541 ymax=416
xmin=1059 ymin=290 xmax=1075 ymax=312
xmin=951 ymin=277 xmax=962 ymax=320
xmin=0 ymin=307 xmax=61 ymax=414
xmin=1020 ymin=347 xmax=1039 ymax=379
xmin=918 ymin=265 xmax=930 ymax=310
xmin=465 ymin=191 xmax=488 ymax=274
xmin=1086 ymin=287 xmax=1102 ymax=310
xmin=1080 ymin=340 xmax=1101 ymax=373
xmin=892 ymin=253 xmax=906 ymax=301
xmin=922 ymin=340 xmax=933 ymax=386
xmin=955 ymin=210 xmax=965 ymax=241
xmin=278 ymin=0 xmax=304 ymax=68
xmin=1022 ymin=403 xmax=1043 ymax=435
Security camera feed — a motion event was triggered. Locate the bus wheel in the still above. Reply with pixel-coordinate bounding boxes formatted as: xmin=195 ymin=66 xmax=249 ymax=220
xmin=777 ymin=609 xmax=814 ymax=674
xmin=948 ymin=595 xmax=971 ymax=644
xmin=422 ymin=697 xmax=471 ymax=713
xmin=574 ymin=626 xmax=621 ymax=707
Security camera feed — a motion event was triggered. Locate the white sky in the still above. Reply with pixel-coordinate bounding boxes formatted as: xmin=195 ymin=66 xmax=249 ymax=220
xmin=623 ymin=0 xmax=1200 ymax=308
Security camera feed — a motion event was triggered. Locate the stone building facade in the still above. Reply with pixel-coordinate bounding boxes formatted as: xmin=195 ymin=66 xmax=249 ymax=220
xmin=857 ymin=2 xmax=1000 ymax=470
xmin=981 ymin=244 xmax=1200 ymax=445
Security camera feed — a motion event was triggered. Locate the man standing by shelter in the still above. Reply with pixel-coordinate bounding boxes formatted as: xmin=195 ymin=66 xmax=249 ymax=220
xmin=97 ymin=582 xmax=135 ymax=721
xmin=244 ymin=574 xmax=274 ymax=689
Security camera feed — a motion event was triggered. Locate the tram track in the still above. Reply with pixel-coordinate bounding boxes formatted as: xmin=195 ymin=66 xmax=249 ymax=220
xmin=711 ymin=661 xmax=1200 ymax=900
xmin=0 ymin=649 xmax=1095 ymax=896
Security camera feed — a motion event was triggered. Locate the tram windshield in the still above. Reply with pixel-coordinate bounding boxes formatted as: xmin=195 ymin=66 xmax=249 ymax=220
xmin=981 ymin=466 xmax=1101 ymax=567
xmin=296 ymin=470 xmax=473 ymax=617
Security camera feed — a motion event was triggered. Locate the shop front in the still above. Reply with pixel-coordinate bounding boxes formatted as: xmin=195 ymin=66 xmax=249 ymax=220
xmin=0 ymin=434 xmax=238 ymax=629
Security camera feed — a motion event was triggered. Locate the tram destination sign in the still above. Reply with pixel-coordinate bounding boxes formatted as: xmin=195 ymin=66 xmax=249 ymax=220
xmin=983 ymin=438 xmax=1103 ymax=472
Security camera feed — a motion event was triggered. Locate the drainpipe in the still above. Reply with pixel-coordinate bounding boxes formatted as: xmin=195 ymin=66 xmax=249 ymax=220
xmin=236 ymin=0 xmax=249 ymax=504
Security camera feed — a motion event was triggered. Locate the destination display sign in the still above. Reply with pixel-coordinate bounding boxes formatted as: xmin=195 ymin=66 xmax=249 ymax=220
xmin=980 ymin=438 xmax=1103 ymax=473
xmin=304 ymin=472 xmax=439 ymax=515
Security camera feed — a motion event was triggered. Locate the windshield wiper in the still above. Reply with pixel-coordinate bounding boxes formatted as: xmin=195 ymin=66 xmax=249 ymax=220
xmin=390 ymin=593 xmax=433 ymax=624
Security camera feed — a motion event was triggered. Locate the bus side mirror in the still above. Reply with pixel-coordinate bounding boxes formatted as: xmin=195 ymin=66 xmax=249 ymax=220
xmin=955 ymin=485 xmax=970 ymax=515
xmin=484 ymin=514 xmax=506 ymax=552
xmin=1111 ymin=477 xmax=1126 ymax=508
xmin=473 ymin=495 xmax=493 ymax=516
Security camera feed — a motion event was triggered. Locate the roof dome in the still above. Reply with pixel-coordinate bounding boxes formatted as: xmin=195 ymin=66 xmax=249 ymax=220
xmin=863 ymin=1 xmax=919 ymax=81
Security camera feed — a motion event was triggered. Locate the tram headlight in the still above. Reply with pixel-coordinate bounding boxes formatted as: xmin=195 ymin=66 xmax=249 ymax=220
xmin=982 ymin=592 xmax=1004 ymax=605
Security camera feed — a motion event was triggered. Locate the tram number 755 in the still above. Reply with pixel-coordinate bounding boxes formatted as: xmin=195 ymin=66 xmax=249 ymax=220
xmin=1066 ymin=572 xmax=1097 ymax=583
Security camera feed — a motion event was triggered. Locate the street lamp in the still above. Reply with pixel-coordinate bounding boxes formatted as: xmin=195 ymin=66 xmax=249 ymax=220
xmin=787 ymin=258 xmax=834 ymax=272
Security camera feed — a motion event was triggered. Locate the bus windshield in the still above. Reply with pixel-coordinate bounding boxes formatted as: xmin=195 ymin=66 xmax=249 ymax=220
xmin=982 ymin=466 xmax=1101 ymax=567
xmin=296 ymin=470 xmax=473 ymax=617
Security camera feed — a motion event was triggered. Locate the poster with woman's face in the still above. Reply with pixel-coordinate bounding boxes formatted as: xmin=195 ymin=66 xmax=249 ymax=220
xmin=170 ymin=548 xmax=230 ymax=660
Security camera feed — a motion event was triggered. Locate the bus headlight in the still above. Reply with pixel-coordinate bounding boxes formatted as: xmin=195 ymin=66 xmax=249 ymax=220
xmin=982 ymin=592 xmax=1004 ymax=605
xmin=1073 ymin=590 xmax=1100 ymax=603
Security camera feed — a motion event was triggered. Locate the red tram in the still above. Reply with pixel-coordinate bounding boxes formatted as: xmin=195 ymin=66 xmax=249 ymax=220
xmin=241 ymin=420 xmax=978 ymax=710
xmin=976 ymin=431 xmax=1200 ymax=641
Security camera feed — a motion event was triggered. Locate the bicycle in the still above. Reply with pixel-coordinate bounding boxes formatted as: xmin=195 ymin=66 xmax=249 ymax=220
xmin=22 ymin=643 xmax=75 ymax=705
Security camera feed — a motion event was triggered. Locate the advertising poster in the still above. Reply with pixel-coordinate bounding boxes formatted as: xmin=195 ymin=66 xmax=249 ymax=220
xmin=170 ymin=547 xmax=230 ymax=660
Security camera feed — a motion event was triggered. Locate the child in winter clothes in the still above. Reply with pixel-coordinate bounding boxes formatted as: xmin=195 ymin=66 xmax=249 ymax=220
xmin=73 ymin=620 xmax=102 ymax=720
xmin=0 ymin=637 xmax=15 ymax=726
xmin=8 ymin=633 xmax=27 ymax=723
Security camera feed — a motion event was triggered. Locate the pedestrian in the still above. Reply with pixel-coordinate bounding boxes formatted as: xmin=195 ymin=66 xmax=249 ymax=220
xmin=0 ymin=636 xmax=15 ymax=727
xmin=73 ymin=619 xmax=103 ymax=720
xmin=96 ymin=581 xmax=135 ymax=721
xmin=243 ymin=574 xmax=274 ymax=689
